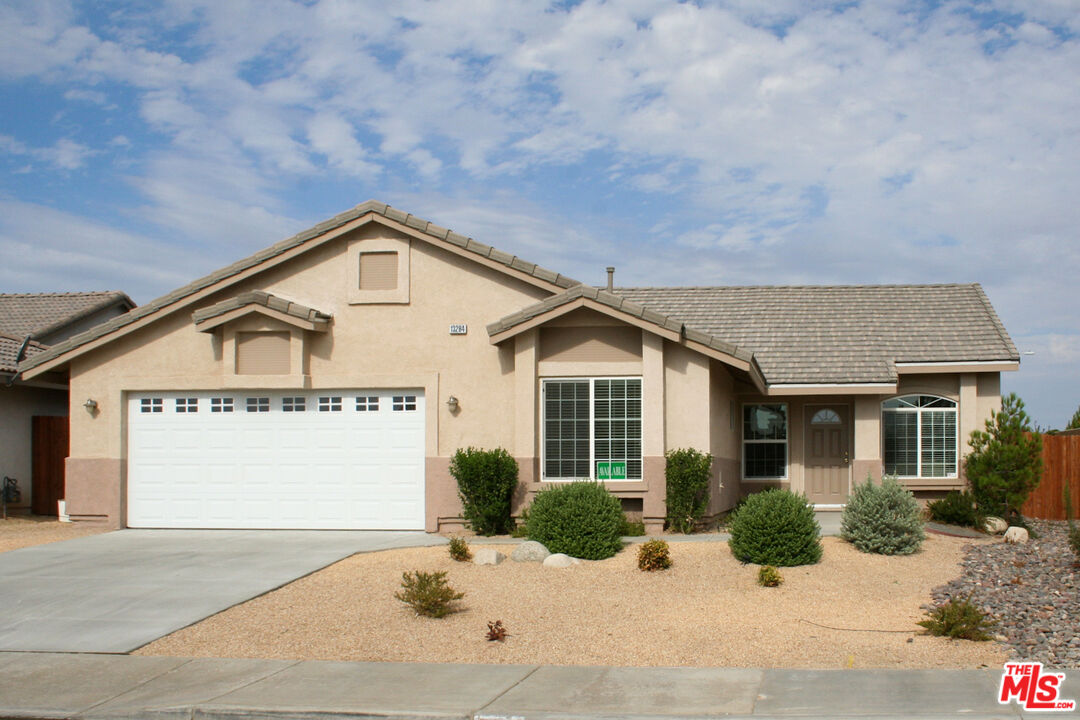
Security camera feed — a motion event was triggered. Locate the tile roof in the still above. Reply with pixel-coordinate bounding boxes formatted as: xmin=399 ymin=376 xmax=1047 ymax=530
xmin=21 ymin=201 xmax=579 ymax=373
xmin=612 ymin=284 xmax=1019 ymax=384
xmin=0 ymin=291 xmax=133 ymax=339
xmin=0 ymin=333 xmax=48 ymax=375
xmin=487 ymin=285 xmax=755 ymax=363
xmin=192 ymin=291 xmax=332 ymax=326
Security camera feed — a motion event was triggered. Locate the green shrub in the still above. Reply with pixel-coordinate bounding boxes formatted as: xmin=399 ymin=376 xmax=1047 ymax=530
xmin=450 ymin=447 xmax=518 ymax=536
xmin=526 ymin=482 xmax=624 ymax=560
xmin=917 ymin=595 xmax=996 ymax=641
xmin=394 ymin=570 xmax=465 ymax=618
xmin=637 ymin=539 xmax=672 ymax=571
xmin=620 ymin=516 xmax=646 ymax=537
xmin=1065 ymin=483 xmax=1080 ymax=563
xmin=727 ymin=489 xmax=822 ymax=567
xmin=927 ymin=490 xmax=983 ymax=528
xmin=757 ymin=565 xmax=783 ymax=587
xmin=665 ymin=448 xmax=713 ymax=533
xmin=841 ymin=474 xmax=925 ymax=555
xmin=448 ymin=536 xmax=472 ymax=562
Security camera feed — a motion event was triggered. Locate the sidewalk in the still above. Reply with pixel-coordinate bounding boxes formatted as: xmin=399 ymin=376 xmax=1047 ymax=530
xmin=0 ymin=652 xmax=1067 ymax=719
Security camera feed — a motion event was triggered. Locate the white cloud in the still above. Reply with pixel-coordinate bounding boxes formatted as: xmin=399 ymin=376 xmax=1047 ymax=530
xmin=0 ymin=134 xmax=96 ymax=169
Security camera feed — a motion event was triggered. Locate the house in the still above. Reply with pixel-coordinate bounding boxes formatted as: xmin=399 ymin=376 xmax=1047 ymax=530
xmin=18 ymin=202 xmax=1019 ymax=531
xmin=1 ymin=292 xmax=135 ymax=514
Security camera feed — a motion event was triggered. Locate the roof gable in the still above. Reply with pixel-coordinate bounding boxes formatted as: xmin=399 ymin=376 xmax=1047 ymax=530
xmin=192 ymin=291 xmax=331 ymax=332
xmin=20 ymin=201 xmax=579 ymax=377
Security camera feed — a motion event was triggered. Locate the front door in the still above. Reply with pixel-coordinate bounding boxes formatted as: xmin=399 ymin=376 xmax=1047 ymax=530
xmin=804 ymin=405 xmax=850 ymax=505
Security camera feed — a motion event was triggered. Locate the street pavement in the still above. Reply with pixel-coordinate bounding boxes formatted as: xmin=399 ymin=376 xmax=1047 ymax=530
xmin=0 ymin=653 xmax=1072 ymax=719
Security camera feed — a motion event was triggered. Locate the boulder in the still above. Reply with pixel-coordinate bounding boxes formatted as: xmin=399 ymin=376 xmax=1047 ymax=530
xmin=984 ymin=516 xmax=1008 ymax=534
xmin=473 ymin=548 xmax=506 ymax=565
xmin=1003 ymin=526 xmax=1029 ymax=544
xmin=511 ymin=541 xmax=550 ymax=562
xmin=543 ymin=553 xmax=581 ymax=568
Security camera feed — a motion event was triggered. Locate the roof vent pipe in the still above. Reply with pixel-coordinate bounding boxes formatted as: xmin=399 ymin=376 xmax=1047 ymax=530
xmin=606 ymin=266 xmax=615 ymax=292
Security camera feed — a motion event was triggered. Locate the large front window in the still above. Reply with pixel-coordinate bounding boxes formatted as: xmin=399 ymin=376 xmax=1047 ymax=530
xmin=543 ymin=378 xmax=642 ymax=481
xmin=882 ymin=395 xmax=958 ymax=478
xmin=743 ymin=404 xmax=788 ymax=479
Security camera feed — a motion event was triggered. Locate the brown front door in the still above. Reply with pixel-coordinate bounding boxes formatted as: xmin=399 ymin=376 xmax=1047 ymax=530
xmin=804 ymin=405 xmax=850 ymax=505
xmin=31 ymin=416 xmax=69 ymax=516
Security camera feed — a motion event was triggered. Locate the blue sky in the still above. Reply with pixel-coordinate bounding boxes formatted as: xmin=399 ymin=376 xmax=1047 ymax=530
xmin=2 ymin=0 xmax=1078 ymax=428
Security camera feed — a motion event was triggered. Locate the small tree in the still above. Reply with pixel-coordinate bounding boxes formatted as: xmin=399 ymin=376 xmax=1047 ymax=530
xmin=665 ymin=448 xmax=712 ymax=533
xmin=1067 ymin=405 xmax=1080 ymax=431
xmin=450 ymin=447 xmax=518 ymax=536
xmin=965 ymin=393 xmax=1043 ymax=518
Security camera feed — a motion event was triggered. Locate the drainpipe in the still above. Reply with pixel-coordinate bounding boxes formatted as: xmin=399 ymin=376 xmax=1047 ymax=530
xmin=606 ymin=266 xmax=615 ymax=292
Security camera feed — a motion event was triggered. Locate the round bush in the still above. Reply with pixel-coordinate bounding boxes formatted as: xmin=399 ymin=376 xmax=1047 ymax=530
xmin=728 ymin=489 xmax=822 ymax=566
xmin=841 ymin=475 xmax=925 ymax=555
xmin=526 ymin=482 xmax=624 ymax=560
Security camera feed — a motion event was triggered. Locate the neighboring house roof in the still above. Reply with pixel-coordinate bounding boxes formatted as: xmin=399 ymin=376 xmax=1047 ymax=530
xmin=613 ymin=284 xmax=1019 ymax=384
xmin=0 ymin=291 xmax=134 ymax=340
xmin=20 ymin=201 xmax=579 ymax=376
xmin=0 ymin=333 xmax=47 ymax=375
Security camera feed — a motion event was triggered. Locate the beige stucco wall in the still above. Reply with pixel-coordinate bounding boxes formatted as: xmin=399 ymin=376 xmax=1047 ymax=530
xmin=0 ymin=384 xmax=67 ymax=510
xmin=65 ymin=223 xmax=551 ymax=529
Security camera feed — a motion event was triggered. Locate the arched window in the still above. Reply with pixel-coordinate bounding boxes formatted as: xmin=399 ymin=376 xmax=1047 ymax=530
xmin=881 ymin=395 xmax=958 ymax=478
xmin=811 ymin=408 xmax=841 ymax=424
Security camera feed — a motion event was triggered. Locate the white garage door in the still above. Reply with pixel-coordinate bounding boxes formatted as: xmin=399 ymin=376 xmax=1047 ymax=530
xmin=127 ymin=390 xmax=425 ymax=529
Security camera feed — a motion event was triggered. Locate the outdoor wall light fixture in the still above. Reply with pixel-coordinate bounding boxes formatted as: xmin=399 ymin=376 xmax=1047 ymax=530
xmin=83 ymin=398 xmax=98 ymax=412
xmin=446 ymin=395 xmax=459 ymax=412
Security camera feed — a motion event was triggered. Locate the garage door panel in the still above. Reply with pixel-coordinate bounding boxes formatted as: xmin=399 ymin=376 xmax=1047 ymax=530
xmin=128 ymin=390 xmax=425 ymax=529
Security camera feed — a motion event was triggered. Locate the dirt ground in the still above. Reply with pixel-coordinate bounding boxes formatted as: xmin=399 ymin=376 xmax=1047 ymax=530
xmin=0 ymin=515 xmax=108 ymax=552
xmin=138 ymin=534 xmax=1008 ymax=669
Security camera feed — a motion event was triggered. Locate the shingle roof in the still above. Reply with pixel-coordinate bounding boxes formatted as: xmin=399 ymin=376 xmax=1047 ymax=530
xmin=192 ymin=291 xmax=332 ymax=327
xmin=0 ymin=291 xmax=133 ymax=339
xmin=0 ymin=333 xmax=48 ymax=375
xmin=21 ymin=201 xmax=579 ymax=373
xmin=612 ymin=284 xmax=1018 ymax=384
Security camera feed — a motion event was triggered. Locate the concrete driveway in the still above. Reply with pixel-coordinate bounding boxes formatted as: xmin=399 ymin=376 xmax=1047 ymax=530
xmin=0 ymin=529 xmax=445 ymax=653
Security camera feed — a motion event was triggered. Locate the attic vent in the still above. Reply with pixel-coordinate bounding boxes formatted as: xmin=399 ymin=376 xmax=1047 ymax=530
xmin=236 ymin=331 xmax=290 ymax=375
xmin=359 ymin=252 xmax=398 ymax=290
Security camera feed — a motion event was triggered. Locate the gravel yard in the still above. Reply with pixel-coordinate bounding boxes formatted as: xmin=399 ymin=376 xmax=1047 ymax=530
xmin=0 ymin=515 xmax=107 ymax=552
xmin=929 ymin=520 xmax=1080 ymax=668
xmin=138 ymin=534 xmax=1007 ymax=669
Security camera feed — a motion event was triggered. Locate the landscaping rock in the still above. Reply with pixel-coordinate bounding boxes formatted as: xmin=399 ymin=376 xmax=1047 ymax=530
xmin=928 ymin=519 xmax=1080 ymax=669
xmin=984 ymin=516 xmax=1008 ymax=534
xmin=1004 ymin=526 xmax=1029 ymax=544
xmin=472 ymin=548 xmax=506 ymax=566
xmin=542 ymin=553 xmax=581 ymax=568
xmin=511 ymin=540 xmax=550 ymax=562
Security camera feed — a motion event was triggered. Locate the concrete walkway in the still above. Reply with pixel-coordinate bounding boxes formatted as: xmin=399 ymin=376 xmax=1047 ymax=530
xmin=0 ymin=530 xmax=445 ymax=653
xmin=0 ymin=653 xmax=1067 ymax=719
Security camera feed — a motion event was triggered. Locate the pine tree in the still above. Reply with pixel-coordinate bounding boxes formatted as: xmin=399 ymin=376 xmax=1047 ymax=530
xmin=965 ymin=393 xmax=1043 ymax=518
xmin=1067 ymin=405 xmax=1080 ymax=431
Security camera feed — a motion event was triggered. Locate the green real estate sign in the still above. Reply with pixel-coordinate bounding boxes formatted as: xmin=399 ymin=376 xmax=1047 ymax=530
xmin=596 ymin=461 xmax=627 ymax=481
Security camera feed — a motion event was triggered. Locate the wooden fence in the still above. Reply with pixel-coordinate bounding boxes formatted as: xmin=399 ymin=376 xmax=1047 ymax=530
xmin=1022 ymin=433 xmax=1080 ymax=520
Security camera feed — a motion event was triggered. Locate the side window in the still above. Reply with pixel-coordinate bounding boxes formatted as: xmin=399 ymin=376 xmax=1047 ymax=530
xmin=743 ymin=404 xmax=788 ymax=479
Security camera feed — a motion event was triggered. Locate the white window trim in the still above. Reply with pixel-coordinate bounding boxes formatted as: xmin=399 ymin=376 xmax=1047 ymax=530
xmin=540 ymin=376 xmax=644 ymax=483
xmin=881 ymin=395 xmax=959 ymax=480
xmin=742 ymin=402 xmax=789 ymax=481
